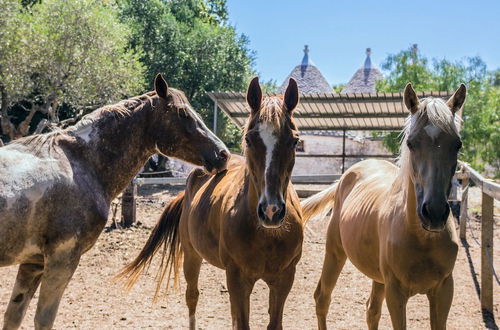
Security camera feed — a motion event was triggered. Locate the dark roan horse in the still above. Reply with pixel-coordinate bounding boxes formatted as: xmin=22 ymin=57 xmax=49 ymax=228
xmin=120 ymin=77 xmax=305 ymax=330
xmin=0 ymin=74 xmax=229 ymax=330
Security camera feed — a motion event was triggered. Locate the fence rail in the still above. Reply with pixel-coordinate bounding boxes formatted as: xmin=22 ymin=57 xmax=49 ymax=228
xmin=457 ymin=162 xmax=499 ymax=314
xmin=134 ymin=174 xmax=341 ymax=186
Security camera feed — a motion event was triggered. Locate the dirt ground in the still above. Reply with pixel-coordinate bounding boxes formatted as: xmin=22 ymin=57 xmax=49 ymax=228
xmin=0 ymin=185 xmax=498 ymax=329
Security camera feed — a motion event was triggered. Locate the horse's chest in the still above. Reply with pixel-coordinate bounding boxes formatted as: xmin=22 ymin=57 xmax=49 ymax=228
xmin=224 ymin=229 xmax=302 ymax=276
xmin=389 ymin=247 xmax=456 ymax=294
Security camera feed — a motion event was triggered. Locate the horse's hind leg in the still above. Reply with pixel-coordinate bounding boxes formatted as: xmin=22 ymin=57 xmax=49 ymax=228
xmin=427 ymin=275 xmax=453 ymax=330
xmin=265 ymin=264 xmax=297 ymax=330
xmin=34 ymin=250 xmax=81 ymax=330
xmin=183 ymin=246 xmax=202 ymax=330
xmin=314 ymin=222 xmax=346 ymax=330
xmin=366 ymin=281 xmax=385 ymax=330
xmin=3 ymin=263 xmax=44 ymax=330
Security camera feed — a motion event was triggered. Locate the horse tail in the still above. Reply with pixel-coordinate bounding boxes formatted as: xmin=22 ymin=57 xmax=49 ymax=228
xmin=117 ymin=191 xmax=185 ymax=299
xmin=301 ymin=182 xmax=338 ymax=222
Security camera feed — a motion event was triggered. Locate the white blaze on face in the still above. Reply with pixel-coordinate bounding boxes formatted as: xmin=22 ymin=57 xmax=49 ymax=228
xmin=258 ymin=122 xmax=277 ymax=202
xmin=424 ymin=124 xmax=441 ymax=142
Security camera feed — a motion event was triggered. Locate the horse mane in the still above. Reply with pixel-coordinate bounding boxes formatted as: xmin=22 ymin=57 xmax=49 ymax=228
xmin=397 ymin=97 xmax=461 ymax=188
xmin=9 ymin=91 xmax=161 ymax=155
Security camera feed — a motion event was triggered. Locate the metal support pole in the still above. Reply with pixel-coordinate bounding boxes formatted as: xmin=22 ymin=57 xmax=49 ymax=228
xmin=213 ymin=100 xmax=218 ymax=136
xmin=341 ymin=129 xmax=346 ymax=174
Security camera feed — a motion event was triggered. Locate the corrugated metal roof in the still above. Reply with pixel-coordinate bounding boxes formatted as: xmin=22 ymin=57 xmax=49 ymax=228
xmin=207 ymin=91 xmax=456 ymax=131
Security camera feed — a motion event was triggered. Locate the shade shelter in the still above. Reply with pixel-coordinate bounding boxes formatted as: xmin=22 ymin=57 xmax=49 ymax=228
xmin=207 ymin=90 xmax=456 ymax=172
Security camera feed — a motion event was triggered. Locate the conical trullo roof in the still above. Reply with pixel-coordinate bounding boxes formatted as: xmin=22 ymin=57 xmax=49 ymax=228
xmin=280 ymin=45 xmax=332 ymax=94
xmin=342 ymin=48 xmax=382 ymax=94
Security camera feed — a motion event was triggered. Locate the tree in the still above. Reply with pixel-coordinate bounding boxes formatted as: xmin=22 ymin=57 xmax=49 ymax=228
xmin=0 ymin=0 xmax=144 ymax=141
xmin=0 ymin=0 xmax=32 ymax=140
xmin=119 ymin=0 xmax=255 ymax=150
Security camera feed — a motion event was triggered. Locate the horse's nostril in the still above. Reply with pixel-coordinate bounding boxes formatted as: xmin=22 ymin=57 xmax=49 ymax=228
xmin=219 ymin=149 xmax=229 ymax=161
xmin=257 ymin=203 xmax=266 ymax=220
xmin=422 ymin=202 xmax=430 ymax=218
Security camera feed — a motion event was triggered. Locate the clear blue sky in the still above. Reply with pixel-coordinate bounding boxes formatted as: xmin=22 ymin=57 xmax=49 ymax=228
xmin=227 ymin=0 xmax=500 ymax=85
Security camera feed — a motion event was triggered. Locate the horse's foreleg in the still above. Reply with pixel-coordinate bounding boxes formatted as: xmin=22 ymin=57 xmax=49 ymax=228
xmin=226 ymin=266 xmax=255 ymax=330
xmin=314 ymin=235 xmax=346 ymax=330
xmin=3 ymin=263 xmax=44 ymax=330
xmin=384 ymin=278 xmax=409 ymax=330
xmin=427 ymin=275 xmax=453 ymax=330
xmin=183 ymin=246 xmax=202 ymax=330
xmin=366 ymin=281 xmax=385 ymax=330
xmin=34 ymin=250 xmax=81 ymax=330
xmin=266 ymin=265 xmax=296 ymax=330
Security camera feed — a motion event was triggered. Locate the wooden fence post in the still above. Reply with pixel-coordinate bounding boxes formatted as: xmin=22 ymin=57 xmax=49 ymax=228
xmin=121 ymin=180 xmax=137 ymax=228
xmin=480 ymin=191 xmax=494 ymax=313
xmin=459 ymin=175 xmax=469 ymax=240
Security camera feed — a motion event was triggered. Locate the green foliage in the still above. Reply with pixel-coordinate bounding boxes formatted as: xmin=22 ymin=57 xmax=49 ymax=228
xmin=376 ymin=46 xmax=434 ymax=92
xmin=0 ymin=0 xmax=144 ymax=140
xmin=376 ymin=46 xmax=499 ymax=176
xmin=261 ymin=79 xmax=279 ymax=94
xmin=0 ymin=0 xmax=30 ymax=102
xmin=332 ymin=83 xmax=345 ymax=93
xmin=26 ymin=0 xmax=145 ymax=113
xmin=119 ymin=0 xmax=254 ymax=150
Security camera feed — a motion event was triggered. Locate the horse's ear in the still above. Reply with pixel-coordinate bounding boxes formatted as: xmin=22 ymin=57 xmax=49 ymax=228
xmin=446 ymin=83 xmax=467 ymax=113
xmin=246 ymin=77 xmax=262 ymax=114
xmin=284 ymin=78 xmax=299 ymax=113
xmin=154 ymin=73 xmax=169 ymax=99
xmin=403 ymin=83 xmax=419 ymax=114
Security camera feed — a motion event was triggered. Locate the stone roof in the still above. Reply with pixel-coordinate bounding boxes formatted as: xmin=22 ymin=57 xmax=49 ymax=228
xmin=280 ymin=45 xmax=332 ymax=94
xmin=342 ymin=48 xmax=382 ymax=94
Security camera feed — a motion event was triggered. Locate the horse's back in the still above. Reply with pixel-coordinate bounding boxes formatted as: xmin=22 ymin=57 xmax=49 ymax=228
xmin=0 ymin=145 xmax=66 ymax=199
xmin=0 ymin=144 xmax=72 ymax=266
xmin=333 ymin=159 xmax=398 ymax=281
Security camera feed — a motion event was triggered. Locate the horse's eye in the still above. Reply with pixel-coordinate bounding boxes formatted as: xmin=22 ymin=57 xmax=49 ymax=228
xmin=245 ymin=136 xmax=252 ymax=147
xmin=291 ymin=138 xmax=299 ymax=148
xmin=179 ymin=109 xmax=189 ymax=118
xmin=456 ymin=141 xmax=462 ymax=151
xmin=406 ymin=140 xmax=414 ymax=151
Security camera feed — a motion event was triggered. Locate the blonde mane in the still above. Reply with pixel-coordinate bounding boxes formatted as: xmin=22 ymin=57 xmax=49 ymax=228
xmin=397 ymin=97 xmax=461 ymax=188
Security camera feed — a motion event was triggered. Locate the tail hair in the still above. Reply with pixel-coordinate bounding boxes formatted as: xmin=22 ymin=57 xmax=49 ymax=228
xmin=300 ymin=182 xmax=338 ymax=222
xmin=116 ymin=191 xmax=185 ymax=299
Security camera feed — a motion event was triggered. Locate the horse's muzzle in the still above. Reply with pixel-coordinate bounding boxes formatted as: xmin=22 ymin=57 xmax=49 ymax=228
xmin=203 ymin=149 xmax=230 ymax=174
xmin=418 ymin=201 xmax=450 ymax=232
xmin=257 ymin=200 xmax=286 ymax=228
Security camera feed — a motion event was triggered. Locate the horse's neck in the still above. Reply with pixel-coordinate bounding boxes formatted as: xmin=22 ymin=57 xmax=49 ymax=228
xmin=403 ymin=176 xmax=421 ymax=230
xmin=84 ymin=104 xmax=155 ymax=201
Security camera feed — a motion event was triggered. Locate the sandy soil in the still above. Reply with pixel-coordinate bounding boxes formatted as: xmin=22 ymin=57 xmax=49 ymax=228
xmin=0 ymin=185 xmax=498 ymax=329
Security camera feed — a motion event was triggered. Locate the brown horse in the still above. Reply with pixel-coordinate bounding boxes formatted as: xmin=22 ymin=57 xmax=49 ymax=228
xmin=0 ymin=74 xmax=229 ymax=330
xmin=120 ymin=77 xmax=304 ymax=330
xmin=301 ymin=83 xmax=467 ymax=330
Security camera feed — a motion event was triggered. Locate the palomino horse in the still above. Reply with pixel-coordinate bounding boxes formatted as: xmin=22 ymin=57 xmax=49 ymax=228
xmin=302 ymin=83 xmax=466 ymax=330
xmin=0 ymin=74 xmax=229 ymax=330
xmin=120 ymin=77 xmax=304 ymax=330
